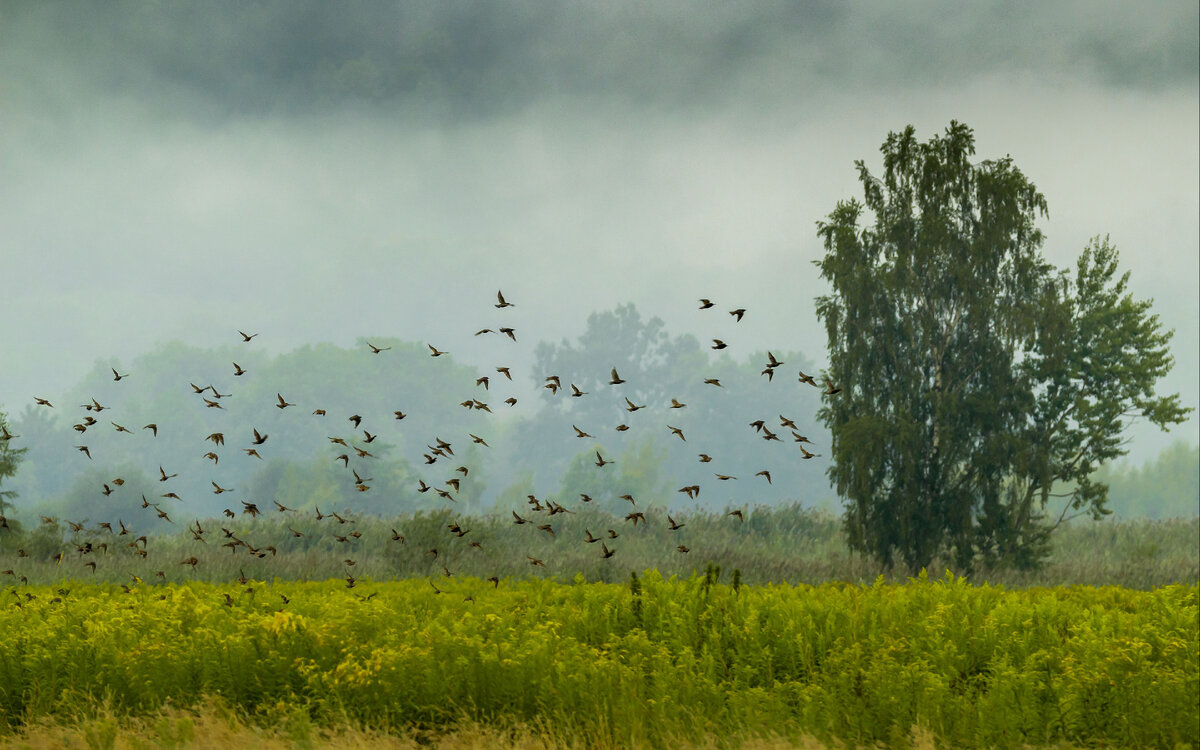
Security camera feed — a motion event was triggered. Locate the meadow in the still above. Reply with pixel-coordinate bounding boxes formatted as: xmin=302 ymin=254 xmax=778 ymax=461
xmin=0 ymin=572 xmax=1197 ymax=749
xmin=1 ymin=509 xmax=1197 ymax=748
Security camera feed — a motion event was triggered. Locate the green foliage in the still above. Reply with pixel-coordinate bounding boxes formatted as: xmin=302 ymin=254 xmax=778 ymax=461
xmin=1096 ymin=440 xmax=1200 ymax=519
xmin=0 ymin=504 xmax=1194 ymax=590
xmin=0 ymin=408 xmax=27 ymax=518
xmin=816 ymin=122 xmax=1190 ymax=574
xmin=0 ymin=578 xmax=1193 ymax=749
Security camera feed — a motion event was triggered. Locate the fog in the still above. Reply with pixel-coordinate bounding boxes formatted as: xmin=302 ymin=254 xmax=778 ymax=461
xmin=2 ymin=1 xmax=1197 ymax=477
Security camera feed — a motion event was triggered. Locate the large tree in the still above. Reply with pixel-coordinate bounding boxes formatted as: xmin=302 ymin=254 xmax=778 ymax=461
xmin=815 ymin=122 xmax=1189 ymax=573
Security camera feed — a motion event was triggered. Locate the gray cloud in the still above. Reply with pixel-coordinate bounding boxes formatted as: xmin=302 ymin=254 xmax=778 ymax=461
xmin=3 ymin=1 xmax=1195 ymax=123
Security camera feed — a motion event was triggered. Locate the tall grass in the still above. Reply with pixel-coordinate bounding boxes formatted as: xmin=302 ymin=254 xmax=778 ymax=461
xmin=2 ymin=505 xmax=1196 ymax=589
xmin=0 ymin=576 xmax=1194 ymax=749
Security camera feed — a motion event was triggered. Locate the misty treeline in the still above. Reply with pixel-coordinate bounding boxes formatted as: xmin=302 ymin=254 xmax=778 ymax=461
xmin=1 ymin=304 xmax=834 ymax=529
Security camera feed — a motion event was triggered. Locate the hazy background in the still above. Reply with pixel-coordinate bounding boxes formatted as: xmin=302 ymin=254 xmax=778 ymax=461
xmin=1 ymin=2 xmax=1196 ymax=516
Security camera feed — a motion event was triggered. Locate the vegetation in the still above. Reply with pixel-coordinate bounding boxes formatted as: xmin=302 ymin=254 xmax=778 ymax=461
xmin=0 ymin=505 xmax=1195 ymax=591
xmin=816 ymin=122 xmax=1190 ymax=574
xmin=0 ymin=576 xmax=1193 ymax=749
xmin=1099 ymin=440 xmax=1199 ymax=519
xmin=0 ymin=410 xmax=24 ymax=519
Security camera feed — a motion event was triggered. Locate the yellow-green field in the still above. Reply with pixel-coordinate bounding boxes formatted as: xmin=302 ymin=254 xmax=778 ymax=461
xmin=0 ymin=574 xmax=1195 ymax=749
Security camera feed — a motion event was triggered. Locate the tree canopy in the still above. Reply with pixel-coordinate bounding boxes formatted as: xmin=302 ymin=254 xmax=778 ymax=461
xmin=816 ymin=121 xmax=1190 ymax=572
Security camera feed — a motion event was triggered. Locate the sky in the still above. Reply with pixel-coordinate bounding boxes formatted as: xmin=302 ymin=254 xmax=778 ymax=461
xmin=1 ymin=1 xmax=1197 ymax=464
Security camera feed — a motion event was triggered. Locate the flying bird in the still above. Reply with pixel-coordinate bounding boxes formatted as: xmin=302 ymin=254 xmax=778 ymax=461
xmin=275 ymin=393 xmax=294 ymax=409
xmin=729 ymin=308 xmax=746 ymax=322
xmin=367 ymin=342 xmax=391 ymax=354
xmin=495 ymin=290 xmax=515 ymax=308
xmin=609 ymin=368 xmax=626 ymax=385
xmin=238 ymin=330 xmax=258 ymax=342
xmin=698 ymin=299 xmax=714 ymax=309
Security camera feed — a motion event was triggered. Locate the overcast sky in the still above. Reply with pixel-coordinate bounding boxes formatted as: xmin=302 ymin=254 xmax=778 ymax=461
xmin=1 ymin=1 xmax=1196 ymax=463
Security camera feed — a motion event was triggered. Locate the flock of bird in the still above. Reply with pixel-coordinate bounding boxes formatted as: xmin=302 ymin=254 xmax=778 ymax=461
xmin=0 ymin=291 xmax=839 ymax=601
